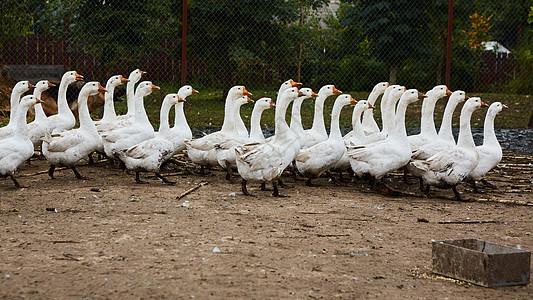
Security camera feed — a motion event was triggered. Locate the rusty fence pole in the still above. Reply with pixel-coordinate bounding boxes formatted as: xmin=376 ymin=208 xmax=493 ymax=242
xmin=181 ymin=0 xmax=188 ymax=86
xmin=445 ymin=0 xmax=453 ymax=88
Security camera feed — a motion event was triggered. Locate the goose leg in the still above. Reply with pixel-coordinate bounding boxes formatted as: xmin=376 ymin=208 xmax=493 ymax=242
xmin=260 ymin=183 xmax=271 ymax=191
xmin=72 ymin=167 xmax=92 ymax=180
xmin=88 ymin=152 xmax=95 ymax=165
xmin=156 ymin=172 xmax=176 ymax=184
xmin=305 ymin=178 xmax=315 ymax=187
xmin=242 ymin=179 xmax=254 ymax=196
xmin=135 ymin=171 xmax=149 ymax=184
xmin=278 ymin=179 xmax=293 ymax=189
xmin=423 ymin=184 xmax=432 ymax=198
xmin=481 ymin=179 xmax=497 ymax=189
xmin=326 ymin=171 xmax=340 ymax=185
xmin=10 ymin=175 xmax=29 ymax=188
xmin=200 ymin=165 xmax=215 ymax=177
xmin=471 ymin=181 xmax=483 ymax=194
xmin=403 ymin=168 xmax=411 ymax=184
xmin=48 ymin=165 xmax=56 ymax=180
xmin=224 ymin=163 xmax=234 ymax=183
xmin=452 ymin=186 xmax=468 ymax=201
xmin=272 ymin=181 xmax=289 ymax=197
xmin=291 ymin=161 xmax=305 ymax=181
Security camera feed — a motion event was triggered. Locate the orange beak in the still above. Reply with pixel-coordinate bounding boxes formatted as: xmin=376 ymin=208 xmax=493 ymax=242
xmin=464 ymin=95 xmax=470 ymax=100
xmin=350 ymin=97 xmax=357 ymax=105
xmin=120 ymin=75 xmax=130 ymax=84
xmin=270 ymin=101 xmax=276 ymax=108
xmin=247 ymin=97 xmax=254 ymax=103
xmin=311 ymin=91 xmax=318 ymax=97
xmin=151 ymin=84 xmax=160 ymax=91
xmin=35 ymin=98 xmax=44 ymax=104
xmin=446 ymin=88 xmax=452 ymax=96
xmin=243 ymin=87 xmax=252 ymax=96
xmin=290 ymin=79 xmax=302 ymax=87
xmin=418 ymin=92 xmax=428 ymax=99
xmin=368 ymin=103 xmax=374 ymax=109
xmin=192 ymin=89 xmax=199 ymax=94
xmin=502 ymin=104 xmax=508 ymax=109
xmin=386 ymin=82 xmax=390 ymax=87
xmin=481 ymin=101 xmax=489 ymax=108
xmin=28 ymin=82 xmax=36 ymax=88
xmin=75 ymin=72 xmax=84 ymax=81
xmin=47 ymin=81 xmax=56 ymax=88
xmin=178 ymin=96 xmax=186 ymax=103
xmin=98 ymin=83 xmax=108 ymax=93
xmin=403 ymin=87 xmax=407 ymax=91
xmin=332 ymin=86 xmax=342 ymax=95
xmin=140 ymin=71 xmax=147 ymax=76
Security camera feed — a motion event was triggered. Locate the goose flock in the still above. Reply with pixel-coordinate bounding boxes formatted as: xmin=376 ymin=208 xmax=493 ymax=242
xmin=0 ymin=70 xmax=508 ymax=201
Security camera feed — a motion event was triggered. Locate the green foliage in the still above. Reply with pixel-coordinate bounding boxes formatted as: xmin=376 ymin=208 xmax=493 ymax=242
xmin=0 ymin=0 xmax=33 ymax=57
xmin=506 ymin=5 xmax=533 ymax=94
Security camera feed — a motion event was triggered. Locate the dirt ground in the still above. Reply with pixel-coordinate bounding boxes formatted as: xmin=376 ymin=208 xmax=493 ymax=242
xmin=1 ymin=152 xmax=532 ymax=299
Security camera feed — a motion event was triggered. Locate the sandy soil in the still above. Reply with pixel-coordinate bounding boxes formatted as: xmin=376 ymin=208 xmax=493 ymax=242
xmin=1 ymin=152 xmax=532 ymax=299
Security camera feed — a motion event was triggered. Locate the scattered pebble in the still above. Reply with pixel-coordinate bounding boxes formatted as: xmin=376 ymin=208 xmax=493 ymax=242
xmin=212 ymin=247 xmax=221 ymax=253
xmin=46 ymin=208 xmax=57 ymax=212
xmin=90 ymin=188 xmax=101 ymax=192
xmin=182 ymin=201 xmax=190 ymax=208
xmin=417 ymin=218 xmax=429 ymax=223
xmin=228 ymin=192 xmax=236 ymax=197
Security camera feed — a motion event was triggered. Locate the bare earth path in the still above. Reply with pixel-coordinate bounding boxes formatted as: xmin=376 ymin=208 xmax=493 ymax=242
xmin=1 ymin=153 xmax=532 ymax=299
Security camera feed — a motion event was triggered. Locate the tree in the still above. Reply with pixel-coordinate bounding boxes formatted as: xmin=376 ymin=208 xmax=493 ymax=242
xmin=340 ymin=0 xmax=432 ymax=84
xmin=0 ymin=0 xmax=33 ymax=63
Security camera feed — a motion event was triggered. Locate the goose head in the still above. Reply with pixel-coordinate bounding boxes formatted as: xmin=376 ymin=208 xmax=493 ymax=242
xmin=163 ymin=93 xmax=185 ymax=107
xmin=281 ymin=87 xmax=301 ymax=104
xmin=81 ymin=81 xmax=107 ymax=99
xmin=19 ymin=95 xmax=43 ymax=110
xmin=135 ymin=81 xmax=159 ymax=98
xmin=400 ymin=89 xmax=427 ymax=105
xmin=254 ymin=97 xmax=275 ymax=111
xmin=318 ymin=85 xmax=342 ymax=97
xmin=228 ymin=86 xmax=252 ymax=101
xmin=62 ymin=71 xmax=84 ymax=85
xmin=234 ymin=95 xmax=254 ymax=107
xmin=390 ymin=85 xmax=406 ymax=101
xmin=33 ymin=80 xmax=53 ymax=96
xmin=427 ymin=85 xmax=452 ymax=99
xmin=373 ymin=82 xmax=389 ymax=94
xmin=278 ymin=79 xmax=302 ymax=94
xmin=463 ymin=97 xmax=489 ymax=113
xmin=448 ymin=90 xmax=468 ymax=104
xmin=13 ymin=81 xmax=34 ymax=95
xmin=488 ymin=102 xmax=508 ymax=116
xmin=107 ymin=75 xmax=129 ymax=89
xmin=129 ymin=69 xmax=146 ymax=84
xmin=178 ymin=85 xmax=199 ymax=100
xmin=355 ymin=100 xmax=374 ymax=113
xmin=335 ymin=94 xmax=357 ymax=107
xmin=298 ymin=87 xmax=318 ymax=98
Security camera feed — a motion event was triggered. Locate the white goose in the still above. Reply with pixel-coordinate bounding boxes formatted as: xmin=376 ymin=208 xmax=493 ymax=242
xmin=290 ymin=88 xmax=317 ymax=147
xmin=27 ymin=80 xmax=55 ymax=149
xmin=0 ymin=81 xmax=34 ymax=140
xmin=409 ymin=97 xmax=489 ymax=200
xmin=215 ymin=97 xmax=273 ymax=180
xmin=94 ymin=74 xmax=130 ymax=126
xmin=184 ymin=85 xmax=252 ymax=174
xmin=347 ymin=89 xmax=426 ymax=191
xmin=301 ymin=84 xmax=342 ymax=149
xmin=42 ymin=82 xmax=107 ymax=179
xmin=101 ymin=81 xmax=159 ymax=160
xmin=168 ymin=85 xmax=198 ymax=153
xmin=466 ymin=102 xmax=507 ymax=193
xmin=295 ymin=94 xmax=357 ymax=186
xmin=47 ymin=71 xmax=84 ymax=134
xmin=361 ymin=82 xmax=389 ymax=135
xmin=116 ymin=94 xmax=186 ymax=184
xmin=333 ymin=100 xmax=374 ymax=173
xmin=0 ymin=95 xmax=42 ymax=188
xmin=235 ymin=87 xmax=301 ymax=197
xmin=407 ymin=85 xmax=452 ymax=151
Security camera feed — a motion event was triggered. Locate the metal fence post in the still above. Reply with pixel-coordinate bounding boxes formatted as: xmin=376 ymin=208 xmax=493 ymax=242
xmin=181 ymin=0 xmax=188 ymax=86
xmin=445 ymin=0 xmax=453 ymax=88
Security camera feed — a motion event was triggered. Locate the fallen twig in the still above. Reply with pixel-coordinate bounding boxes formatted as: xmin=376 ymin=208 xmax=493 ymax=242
xmin=176 ymin=181 xmax=208 ymax=200
xmin=438 ymin=220 xmax=500 ymax=224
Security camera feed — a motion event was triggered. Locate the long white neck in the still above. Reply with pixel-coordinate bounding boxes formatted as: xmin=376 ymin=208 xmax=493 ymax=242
xmin=101 ymin=82 xmax=118 ymax=122
xmin=310 ymin=93 xmax=328 ymax=135
xmin=290 ymin=96 xmax=306 ymax=134
xmin=351 ymin=107 xmax=366 ymax=138
xmin=173 ymin=101 xmax=189 ymax=130
xmin=78 ymin=90 xmax=96 ymax=130
xmin=126 ymin=80 xmax=136 ymax=116
xmin=382 ymin=93 xmax=401 ymax=135
xmin=362 ymin=88 xmax=383 ymax=130
xmin=379 ymin=88 xmax=392 ymax=131
xmin=13 ymin=102 xmax=32 ymax=137
xmin=483 ymin=109 xmax=499 ymax=147
xmin=57 ymin=79 xmax=72 ymax=115
xmin=328 ymin=100 xmax=345 ymax=140
xmin=419 ymin=91 xmax=439 ymax=137
xmin=392 ymin=99 xmax=410 ymax=139
xmin=438 ymin=99 xmax=460 ymax=143
xmin=158 ymin=99 xmax=174 ymax=135
xmin=33 ymin=87 xmax=48 ymax=121
xmin=231 ymin=101 xmax=246 ymax=135
xmin=221 ymin=94 xmax=235 ymax=133
xmin=249 ymin=106 xmax=267 ymax=141
xmin=8 ymin=89 xmax=25 ymax=126
xmin=457 ymin=106 xmax=476 ymax=149
xmin=134 ymin=92 xmax=151 ymax=125
xmin=274 ymin=97 xmax=291 ymax=137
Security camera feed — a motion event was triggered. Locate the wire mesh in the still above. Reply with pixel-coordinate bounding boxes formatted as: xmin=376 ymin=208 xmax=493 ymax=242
xmin=0 ymin=0 xmax=530 ymax=128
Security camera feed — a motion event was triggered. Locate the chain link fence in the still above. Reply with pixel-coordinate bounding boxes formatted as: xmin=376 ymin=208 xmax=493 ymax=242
xmin=1 ymin=0 xmax=531 ymax=128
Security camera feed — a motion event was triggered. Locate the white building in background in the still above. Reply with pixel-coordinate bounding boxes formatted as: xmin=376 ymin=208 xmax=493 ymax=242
xmin=314 ymin=0 xmax=340 ymax=28
xmin=483 ymin=41 xmax=512 ymax=57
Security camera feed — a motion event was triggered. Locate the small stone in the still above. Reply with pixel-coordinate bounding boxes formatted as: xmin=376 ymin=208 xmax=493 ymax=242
xmin=417 ymin=218 xmax=429 ymax=223
xmin=228 ymin=192 xmax=236 ymax=197
xmin=90 ymin=188 xmax=101 ymax=192
xmin=212 ymin=247 xmax=221 ymax=253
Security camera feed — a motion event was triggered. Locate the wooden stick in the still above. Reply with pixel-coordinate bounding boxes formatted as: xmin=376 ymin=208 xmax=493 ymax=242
xmin=176 ymin=181 xmax=208 ymax=200
xmin=438 ymin=220 xmax=500 ymax=224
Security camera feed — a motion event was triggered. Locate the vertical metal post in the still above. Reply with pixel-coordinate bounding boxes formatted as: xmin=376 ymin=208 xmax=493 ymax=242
xmin=445 ymin=0 xmax=453 ymax=87
xmin=181 ymin=0 xmax=188 ymax=85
